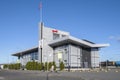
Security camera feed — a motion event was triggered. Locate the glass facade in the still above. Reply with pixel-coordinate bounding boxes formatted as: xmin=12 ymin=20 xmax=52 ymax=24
xmin=30 ymin=52 xmax=38 ymax=60
xmin=21 ymin=51 xmax=38 ymax=65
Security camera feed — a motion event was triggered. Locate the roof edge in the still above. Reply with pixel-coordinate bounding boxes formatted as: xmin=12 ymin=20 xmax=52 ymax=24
xmin=92 ymin=43 xmax=110 ymax=48
xmin=12 ymin=46 xmax=38 ymax=56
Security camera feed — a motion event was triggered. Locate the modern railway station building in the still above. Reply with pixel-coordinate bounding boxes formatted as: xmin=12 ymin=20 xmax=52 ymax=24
xmin=12 ymin=22 xmax=109 ymax=68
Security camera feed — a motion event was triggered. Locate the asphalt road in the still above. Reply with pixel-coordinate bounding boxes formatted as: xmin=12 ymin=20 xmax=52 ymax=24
xmin=0 ymin=69 xmax=120 ymax=80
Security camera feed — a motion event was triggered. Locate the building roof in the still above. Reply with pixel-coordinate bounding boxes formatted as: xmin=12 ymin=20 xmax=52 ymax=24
xmin=49 ymin=36 xmax=110 ymax=48
xmin=12 ymin=47 xmax=38 ymax=56
xmin=12 ymin=36 xmax=109 ymax=57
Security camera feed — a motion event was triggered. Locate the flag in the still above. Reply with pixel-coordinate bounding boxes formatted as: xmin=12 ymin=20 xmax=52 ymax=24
xmin=39 ymin=2 xmax=42 ymax=9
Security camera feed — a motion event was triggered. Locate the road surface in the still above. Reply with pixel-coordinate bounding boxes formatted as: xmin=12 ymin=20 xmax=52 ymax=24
xmin=0 ymin=69 xmax=120 ymax=80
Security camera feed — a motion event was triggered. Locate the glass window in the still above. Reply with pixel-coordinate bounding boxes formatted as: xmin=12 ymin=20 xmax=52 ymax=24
xmin=62 ymin=35 xmax=66 ymax=37
xmin=53 ymin=33 xmax=60 ymax=40
xmin=34 ymin=52 xmax=38 ymax=60
xmin=31 ymin=53 xmax=34 ymax=60
xmin=30 ymin=52 xmax=38 ymax=60
xmin=64 ymin=49 xmax=67 ymax=54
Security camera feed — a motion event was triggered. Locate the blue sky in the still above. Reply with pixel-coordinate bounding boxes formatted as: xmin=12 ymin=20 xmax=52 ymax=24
xmin=0 ymin=0 xmax=120 ymax=64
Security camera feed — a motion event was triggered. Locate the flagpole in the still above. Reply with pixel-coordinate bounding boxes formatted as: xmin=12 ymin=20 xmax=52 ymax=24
xmin=39 ymin=1 xmax=43 ymax=63
xmin=40 ymin=1 xmax=42 ymax=22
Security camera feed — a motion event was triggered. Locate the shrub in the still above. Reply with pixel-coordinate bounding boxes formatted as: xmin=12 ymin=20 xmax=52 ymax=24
xmin=52 ymin=61 xmax=56 ymax=71
xmin=37 ymin=63 xmax=42 ymax=70
xmin=14 ymin=63 xmax=21 ymax=70
xmin=44 ymin=62 xmax=48 ymax=71
xmin=5 ymin=63 xmax=21 ymax=70
xmin=41 ymin=62 xmax=44 ymax=70
xmin=26 ymin=61 xmax=45 ymax=70
xmin=59 ymin=61 xmax=65 ymax=71
xmin=26 ymin=61 xmax=33 ymax=70
xmin=48 ymin=62 xmax=52 ymax=71
xmin=3 ymin=64 xmax=8 ymax=69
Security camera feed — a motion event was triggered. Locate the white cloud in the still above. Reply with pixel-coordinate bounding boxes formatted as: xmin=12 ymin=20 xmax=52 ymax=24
xmin=109 ymin=36 xmax=115 ymax=39
xmin=117 ymin=38 xmax=120 ymax=42
xmin=109 ymin=36 xmax=120 ymax=42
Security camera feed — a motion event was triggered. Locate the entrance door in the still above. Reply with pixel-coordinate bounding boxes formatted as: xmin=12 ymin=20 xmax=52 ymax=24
xmin=84 ymin=62 xmax=88 ymax=68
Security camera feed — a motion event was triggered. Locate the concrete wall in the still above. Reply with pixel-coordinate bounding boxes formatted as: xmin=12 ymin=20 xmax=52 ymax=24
xmin=38 ymin=23 xmax=70 ymax=63
xmin=42 ymin=27 xmax=53 ymax=63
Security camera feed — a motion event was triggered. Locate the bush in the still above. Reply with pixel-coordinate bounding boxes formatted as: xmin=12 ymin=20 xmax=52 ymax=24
xmin=4 ymin=63 xmax=21 ymax=70
xmin=3 ymin=64 xmax=8 ymax=69
xmin=37 ymin=63 xmax=41 ymax=70
xmin=25 ymin=61 xmax=45 ymax=70
xmin=14 ymin=63 xmax=21 ymax=70
xmin=24 ymin=61 xmax=57 ymax=71
xmin=33 ymin=61 xmax=38 ymax=70
xmin=48 ymin=62 xmax=52 ymax=71
xmin=44 ymin=62 xmax=48 ymax=71
xmin=26 ymin=61 xmax=37 ymax=70
xmin=59 ymin=61 xmax=65 ymax=71
xmin=41 ymin=63 xmax=44 ymax=70
xmin=44 ymin=62 xmax=56 ymax=71
xmin=52 ymin=61 xmax=56 ymax=71
xmin=26 ymin=61 xmax=31 ymax=70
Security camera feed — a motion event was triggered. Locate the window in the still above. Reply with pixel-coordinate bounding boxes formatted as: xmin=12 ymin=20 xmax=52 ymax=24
xmin=53 ymin=33 xmax=60 ymax=40
xmin=34 ymin=52 xmax=38 ymax=60
xmin=31 ymin=53 xmax=34 ymax=60
xmin=30 ymin=52 xmax=38 ymax=60
xmin=64 ymin=49 xmax=67 ymax=54
xmin=62 ymin=35 xmax=66 ymax=37
xmin=64 ymin=60 xmax=67 ymax=62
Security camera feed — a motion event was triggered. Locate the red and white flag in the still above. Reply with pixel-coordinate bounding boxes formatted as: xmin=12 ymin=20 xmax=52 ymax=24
xmin=39 ymin=2 xmax=42 ymax=9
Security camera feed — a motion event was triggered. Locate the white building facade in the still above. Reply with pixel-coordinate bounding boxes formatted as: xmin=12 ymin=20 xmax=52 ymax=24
xmin=12 ymin=22 xmax=109 ymax=68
